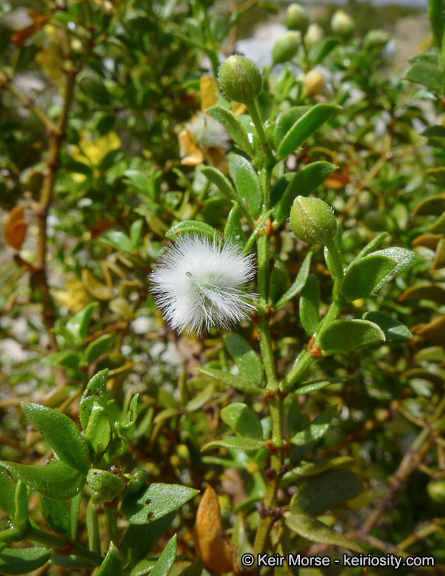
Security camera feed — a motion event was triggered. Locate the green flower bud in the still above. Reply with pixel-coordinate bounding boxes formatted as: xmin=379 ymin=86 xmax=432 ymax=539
xmin=290 ymin=196 xmax=337 ymax=245
xmin=303 ymin=69 xmax=326 ymax=97
xmin=285 ymin=3 xmax=309 ymax=34
xmin=363 ymin=29 xmax=390 ymax=52
xmin=272 ymin=32 xmax=301 ymax=64
xmin=304 ymin=23 xmax=324 ymax=49
xmin=218 ymin=55 xmax=263 ymax=104
xmin=331 ymin=10 xmax=355 ymax=38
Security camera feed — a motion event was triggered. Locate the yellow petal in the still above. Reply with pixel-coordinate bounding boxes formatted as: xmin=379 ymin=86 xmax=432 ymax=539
xmin=200 ymin=74 xmax=219 ymax=111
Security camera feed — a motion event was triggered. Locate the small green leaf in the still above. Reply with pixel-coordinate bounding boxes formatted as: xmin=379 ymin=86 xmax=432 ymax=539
xmin=404 ymin=62 xmax=443 ymax=93
xmin=224 ymin=334 xmax=264 ymax=386
xmin=150 ymin=534 xmax=177 ymax=576
xmin=310 ymin=36 xmax=340 ymax=64
xmin=47 ymin=351 xmax=81 ymax=369
xmin=370 ymin=248 xmax=423 ymax=290
xmin=39 ymin=495 xmax=70 ymax=537
xmin=412 ymin=192 xmax=445 ymax=216
xmin=96 ymin=542 xmax=123 ymax=576
xmin=0 ymin=468 xmax=16 ymax=516
xmin=276 ymin=252 xmax=312 ymax=308
xmin=79 ymin=369 xmax=109 ymax=430
xmin=70 ymin=491 xmax=82 ymax=540
xmin=202 ymin=437 xmax=265 ymax=452
xmin=118 ymin=394 xmax=139 ymax=435
xmin=288 ymin=457 xmax=354 ymax=477
xmin=86 ymin=500 xmax=100 ymax=555
xmin=165 ymin=221 xmax=216 ymax=241
xmin=0 ymin=547 xmax=52 ymax=575
xmin=228 ymin=154 xmax=262 ymax=218
xmin=362 ymin=312 xmax=412 ymax=341
xmin=201 ymin=167 xmax=237 ymax=202
xmin=130 ymin=220 xmax=144 ymax=250
xmin=399 ymin=284 xmax=445 ymax=305
xmin=0 ymin=461 xmax=85 ymax=501
xmin=21 ymin=404 xmax=90 ymax=475
xmin=295 ymin=377 xmax=345 ymax=395
xmin=207 ymin=106 xmax=253 ymax=155
xmin=103 ymin=231 xmax=133 ymax=253
xmin=285 ymin=513 xmax=362 ymax=554
xmin=185 ymin=384 xmax=214 ymax=412
xmin=121 ymin=484 xmax=199 ymax=525
xmin=224 ymin=202 xmax=245 ymax=247
xmin=320 ymin=319 xmax=385 ymax=355
xmin=275 ymin=107 xmax=310 ymax=149
xmin=85 ymin=404 xmax=111 ymax=456
xmin=270 ymin=254 xmax=289 ymax=304
xmin=299 ymin=275 xmax=319 ymax=335
xmin=66 ymin=303 xmax=98 ymax=343
xmin=85 ymin=334 xmax=113 ymax=364
xmin=428 ymin=0 xmax=445 ymax=47
xmin=290 ymin=469 xmax=364 ymax=515
xmin=340 ymin=255 xmax=397 ymax=301
xmin=122 ymin=512 xmax=176 ymax=569
xmin=277 ymin=104 xmax=339 ymax=159
xmin=220 ymin=403 xmax=263 ymax=439
xmin=291 ymin=405 xmax=337 ymax=446
xmin=274 ymin=162 xmax=337 ymax=225
xmin=354 ymin=232 xmax=389 ymax=261
xmin=196 ymin=367 xmax=264 ymax=394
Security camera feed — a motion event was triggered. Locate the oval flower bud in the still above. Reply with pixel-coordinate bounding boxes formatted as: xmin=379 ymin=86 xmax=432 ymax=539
xmin=331 ymin=10 xmax=355 ymax=38
xmin=218 ymin=55 xmax=263 ymax=104
xmin=363 ymin=29 xmax=390 ymax=52
xmin=303 ymin=69 xmax=326 ymax=97
xmin=304 ymin=23 xmax=324 ymax=49
xmin=285 ymin=3 xmax=309 ymax=34
xmin=290 ymin=196 xmax=337 ymax=245
xmin=272 ymin=32 xmax=301 ymax=64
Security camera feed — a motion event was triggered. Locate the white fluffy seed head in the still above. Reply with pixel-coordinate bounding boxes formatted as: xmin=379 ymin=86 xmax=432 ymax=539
xmin=149 ymin=235 xmax=257 ymax=336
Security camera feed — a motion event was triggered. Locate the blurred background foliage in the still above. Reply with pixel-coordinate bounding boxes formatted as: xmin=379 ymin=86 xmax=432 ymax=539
xmin=1 ymin=0 xmax=445 ymax=574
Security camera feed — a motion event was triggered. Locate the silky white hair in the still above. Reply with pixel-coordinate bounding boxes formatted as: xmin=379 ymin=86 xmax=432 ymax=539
xmin=149 ymin=235 xmax=256 ymax=335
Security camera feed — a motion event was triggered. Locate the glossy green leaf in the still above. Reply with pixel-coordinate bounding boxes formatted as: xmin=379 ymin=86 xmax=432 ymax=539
xmin=87 ymin=469 xmax=125 ymax=503
xmin=85 ymin=334 xmax=113 ymax=364
xmin=412 ymin=193 xmax=445 ymax=216
xmin=276 ymin=252 xmax=312 ymax=308
xmin=340 ymin=255 xmax=397 ymax=301
xmin=39 ymin=495 xmax=70 ymax=536
xmin=0 ymin=461 xmax=84 ymax=501
xmin=85 ymin=404 xmax=111 ymax=455
xmin=291 ymin=405 xmax=337 ymax=446
xmin=202 ymin=436 xmax=265 ymax=452
xmin=274 ymin=162 xmax=337 ymax=225
xmin=129 ymin=559 xmax=157 ymax=576
xmin=96 ymin=542 xmax=123 ymax=576
xmin=270 ymin=254 xmax=289 ymax=304
xmin=370 ymin=248 xmax=423 ymax=290
xmin=207 ymin=106 xmax=253 ymax=155
xmin=310 ymin=36 xmax=340 ymax=64
xmin=220 ymin=403 xmax=263 ymax=439
xmin=277 ymin=104 xmax=339 ymax=159
xmin=201 ymin=167 xmax=237 ymax=202
xmin=320 ymin=319 xmax=385 ymax=355
xmin=291 ymin=469 xmax=364 ymax=515
xmin=21 ymin=403 xmax=91 ymax=475
xmin=165 ymin=221 xmax=216 ymax=241
xmin=121 ymin=484 xmax=199 ymax=525
xmin=224 ymin=333 xmax=264 ymax=385
xmin=47 ymin=351 xmax=81 ymax=369
xmin=0 ymin=468 xmax=16 ymax=516
xmin=362 ymin=312 xmax=412 ymax=341
xmin=66 ymin=302 xmax=98 ymax=343
xmin=119 ymin=394 xmax=139 ymax=434
xmin=122 ymin=512 xmax=176 ymax=569
xmin=79 ymin=369 xmax=109 ymax=430
xmin=228 ymin=154 xmax=262 ymax=218
xmin=299 ymin=275 xmax=320 ymax=335
xmin=288 ymin=456 xmax=354 ymax=477
xmin=295 ymin=377 xmax=345 ymax=395
xmin=354 ymin=232 xmax=389 ymax=261
xmin=103 ymin=230 xmax=133 ymax=253
xmin=224 ymin=202 xmax=245 ymax=247
xmin=0 ymin=547 xmax=52 ymax=575
xmin=196 ymin=367 xmax=264 ymax=394
xmin=285 ymin=513 xmax=362 ymax=553
xmin=274 ymin=106 xmax=310 ymax=149
xmin=150 ymin=535 xmax=177 ymax=576
xmin=404 ymin=62 xmax=443 ymax=93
